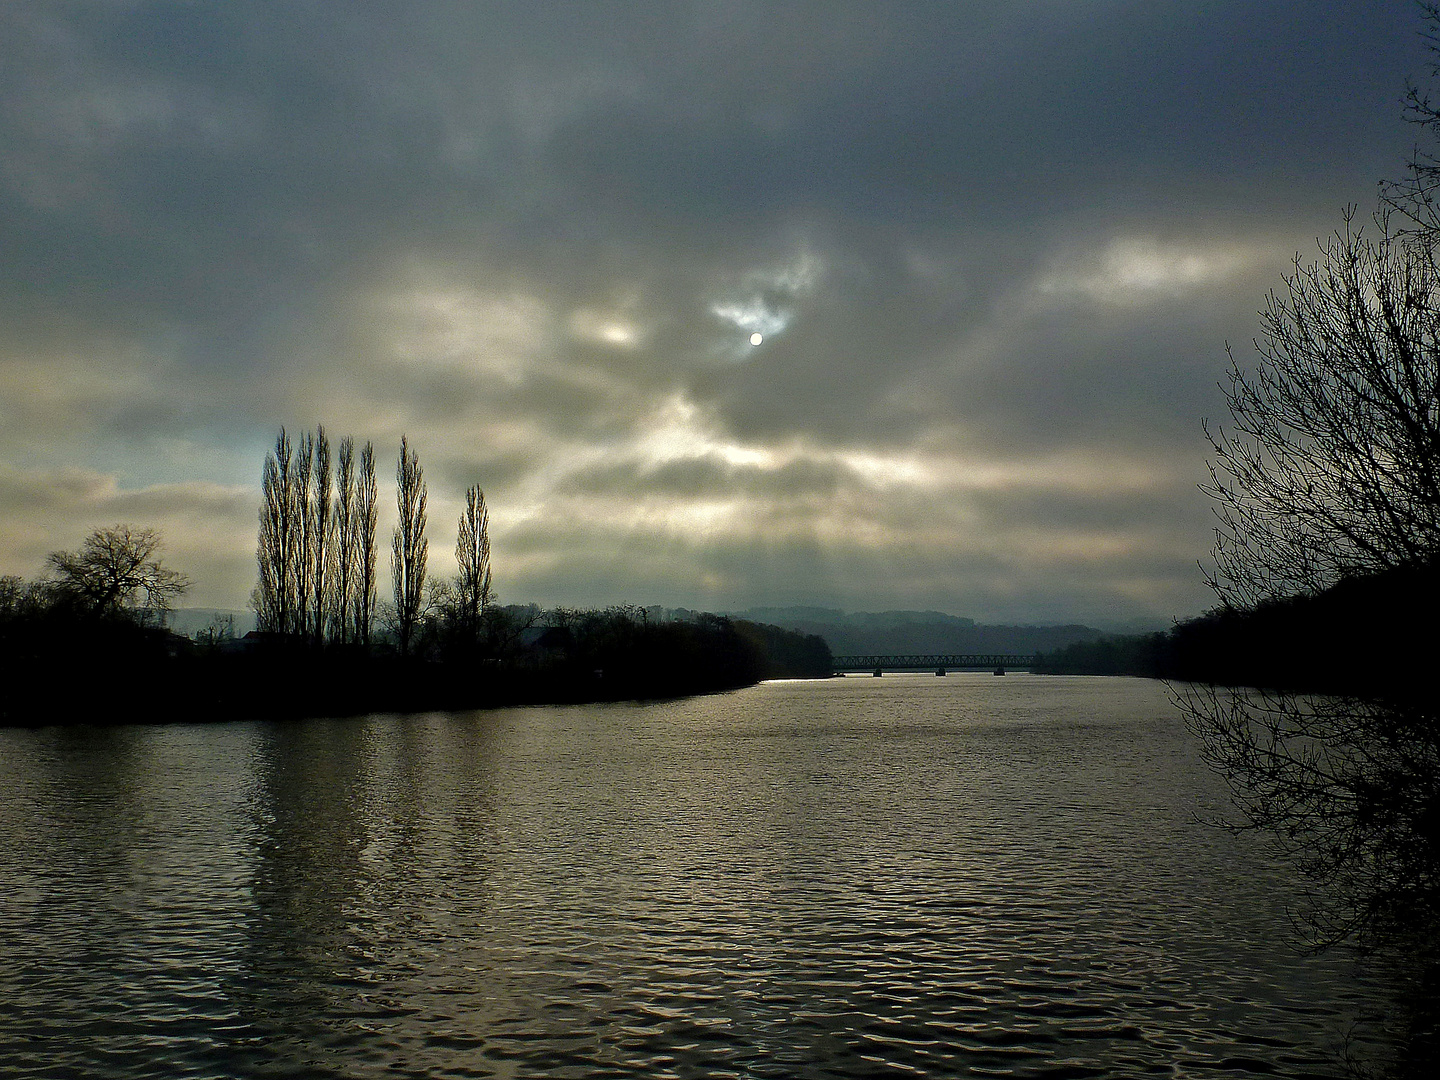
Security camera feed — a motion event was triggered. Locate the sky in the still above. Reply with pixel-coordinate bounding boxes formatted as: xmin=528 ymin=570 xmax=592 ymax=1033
xmin=0 ymin=1 xmax=1431 ymax=627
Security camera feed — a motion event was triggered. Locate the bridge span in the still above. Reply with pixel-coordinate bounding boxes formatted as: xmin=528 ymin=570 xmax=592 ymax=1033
xmin=832 ymin=653 xmax=1039 ymax=676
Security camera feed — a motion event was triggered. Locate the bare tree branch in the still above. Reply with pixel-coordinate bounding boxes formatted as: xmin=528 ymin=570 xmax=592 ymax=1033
xmin=49 ymin=525 xmax=190 ymax=623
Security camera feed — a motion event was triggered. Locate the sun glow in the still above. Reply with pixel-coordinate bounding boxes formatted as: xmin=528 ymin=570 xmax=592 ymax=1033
xmin=1036 ymin=237 xmax=1268 ymax=305
xmin=569 ymin=307 xmax=647 ymax=348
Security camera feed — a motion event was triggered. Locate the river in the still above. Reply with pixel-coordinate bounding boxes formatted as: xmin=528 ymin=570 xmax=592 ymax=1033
xmin=0 ymin=675 xmax=1400 ymax=1078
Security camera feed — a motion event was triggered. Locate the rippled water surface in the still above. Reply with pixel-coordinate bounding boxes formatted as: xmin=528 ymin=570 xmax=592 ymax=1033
xmin=0 ymin=676 xmax=1397 ymax=1078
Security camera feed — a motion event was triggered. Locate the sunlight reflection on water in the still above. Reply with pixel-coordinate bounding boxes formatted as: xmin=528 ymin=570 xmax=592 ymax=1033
xmin=0 ymin=676 xmax=1398 ymax=1078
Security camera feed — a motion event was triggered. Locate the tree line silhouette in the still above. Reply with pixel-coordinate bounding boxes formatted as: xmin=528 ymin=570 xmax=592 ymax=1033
xmin=255 ymin=427 xmax=379 ymax=645
xmin=252 ymin=425 xmax=496 ymax=658
xmin=1035 ymin=561 xmax=1434 ymax=701
xmin=0 ymin=426 xmax=832 ymax=726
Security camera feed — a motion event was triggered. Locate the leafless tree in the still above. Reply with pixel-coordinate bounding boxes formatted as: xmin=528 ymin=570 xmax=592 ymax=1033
xmin=310 ymin=425 xmax=333 ymax=645
xmin=0 ymin=575 xmax=25 ymax=616
xmin=331 ymin=436 xmax=357 ymax=644
xmin=354 ymin=441 xmax=378 ymax=646
xmin=1182 ymin=684 xmax=1440 ymax=951
xmin=454 ymin=483 xmax=493 ymax=642
xmin=48 ymin=525 xmax=190 ymax=622
xmin=196 ymin=612 xmax=236 ymax=649
xmin=391 ymin=435 xmax=428 ymax=655
xmin=1203 ymin=210 xmax=1440 ymax=609
xmin=1193 ymin=208 xmax=1440 ymax=954
xmin=255 ymin=429 xmax=295 ymax=633
xmin=257 ymin=425 xmax=376 ymax=647
xmin=1384 ymin=3 xmax=1440 ymax=241
xmin=295 ymin=431 xmax=315 ymax=639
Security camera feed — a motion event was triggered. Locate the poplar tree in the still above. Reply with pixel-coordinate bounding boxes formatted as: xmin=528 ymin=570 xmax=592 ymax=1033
xmin=295 ymin=431 xmax=315 ymax=638
xmin=256 ymin=429 xmax=297 ymax=633
xmin=256 ymin=425 xmax=370 ymax=646
xmin=311 ymin=425 xmax=332 ymax=645
xmin=391 ymin=435 xmax=428 ymax=655
xmin=454 ymin=484 xmax=493 ymax=641
xmin=332 ymin=436 xmax=357 ymax=645
xmin=254 ymin=428 xmax=431 ymax=656
xmin=354 ymin=441 xmax=378 ymax=646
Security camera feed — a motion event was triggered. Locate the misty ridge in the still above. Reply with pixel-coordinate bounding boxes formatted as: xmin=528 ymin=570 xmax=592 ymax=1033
xmin=164 ymin=605 xmax=1115 ymax=659
xmin=719 ymin=608 xmax=1112 ymax=657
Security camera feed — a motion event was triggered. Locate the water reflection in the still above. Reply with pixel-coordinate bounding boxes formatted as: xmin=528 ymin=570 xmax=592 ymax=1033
xmin=232 ymin=719 xmax=374 ymax=1065
xmin=227 ymin=715 xmax=506 ymax=1074
xmin=0 ymin=679 xmax=1412 ymax=1077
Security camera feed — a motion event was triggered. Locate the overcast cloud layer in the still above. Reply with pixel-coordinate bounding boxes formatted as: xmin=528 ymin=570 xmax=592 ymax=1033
xmin=0 ymin=1 xmax=1429 ymax=625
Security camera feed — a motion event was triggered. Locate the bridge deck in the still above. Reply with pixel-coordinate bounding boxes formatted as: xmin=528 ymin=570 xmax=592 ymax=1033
xmin=832 ymin=653 xmax=1038 ymax=672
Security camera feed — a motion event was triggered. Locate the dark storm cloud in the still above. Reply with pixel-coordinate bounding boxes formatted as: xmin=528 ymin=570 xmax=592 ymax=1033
xmin=0 ymin=0 xmax=1430 ymax=620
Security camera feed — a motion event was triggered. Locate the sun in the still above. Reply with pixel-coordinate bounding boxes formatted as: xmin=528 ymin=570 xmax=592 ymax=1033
xmin=750 ymin=332 xmax=763 ymax=346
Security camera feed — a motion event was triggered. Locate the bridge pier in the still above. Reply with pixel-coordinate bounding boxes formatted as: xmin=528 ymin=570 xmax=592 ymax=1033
xmin=936 ymin=666 xmax=946 ymax=676
xmin=873 ymin=667 xmax=883 ymax=677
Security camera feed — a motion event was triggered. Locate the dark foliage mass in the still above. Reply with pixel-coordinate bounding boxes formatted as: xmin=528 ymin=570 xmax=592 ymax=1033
xmin=0 ymin=590 xmax=832 ymax=727
xmin=1031 ymin=631 xmax=1171 ymax=678
xmin=0 ymin=590 xmax=189 ymax=725
xmin=1035 ymin=559 xmax=1437 ymax=697
xmin=731 ymin=619 xmax=835 ymax=680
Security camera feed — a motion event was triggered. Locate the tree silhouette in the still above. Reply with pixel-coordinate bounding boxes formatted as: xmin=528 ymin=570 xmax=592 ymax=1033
xmin=256 ymin=426 xmax=377 ymax=646
xmin=331 ymin=436 xmax=357 ymax=644
xmin=354 ymin=441 xmax=378 ymax=647
xmin=391 ymin=435 xmax=428 ymax=655
xmin=255 ymin=428 xmax=297 ymax=634
xmin=295 ymin=431 xmax=315 ymax=638
xmin=454 ymin=484 xmax=493 ymax=644
xmin=48 ymin=525 xmax=190 ymax=622
xmin=1204 ymin=211 xmax=1440 ymax=609
xmin=1192 ymin=207 xmax=1440 ymax=956
xmin=310 ymin=425 xmax=333 ymax=646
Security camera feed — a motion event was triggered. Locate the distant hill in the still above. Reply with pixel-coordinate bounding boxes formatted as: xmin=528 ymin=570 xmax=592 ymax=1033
xmin=165 ymin=608 xmax=258 ymax=638
xmin=159 ymin=603 xmax=1105 ymax=661
xmin=725 ymin=607 xmax=1108 ymax=656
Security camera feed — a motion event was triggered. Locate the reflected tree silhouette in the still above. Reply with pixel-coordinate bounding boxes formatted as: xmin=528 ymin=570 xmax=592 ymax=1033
xmin=224 ymin=716 xmax=506 ymax=1072
xmin=232 ymin=720 xmax=372 ymax=1066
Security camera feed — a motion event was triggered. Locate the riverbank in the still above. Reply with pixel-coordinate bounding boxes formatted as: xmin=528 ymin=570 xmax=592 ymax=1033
xmin=0 ymin=611 xmax=834 ymax=727
xmin=1036 ymin=560 xmax=1437 ymax=702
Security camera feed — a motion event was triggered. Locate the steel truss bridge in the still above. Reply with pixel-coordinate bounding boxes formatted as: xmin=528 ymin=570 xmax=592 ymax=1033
xmin=832 ymin=653 xmax=1040 ymax=676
